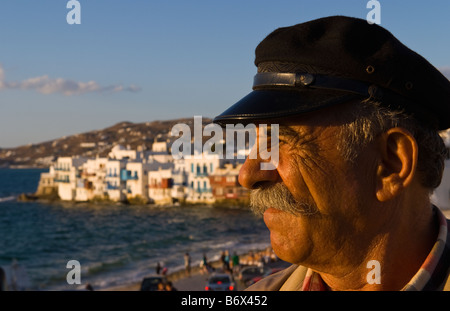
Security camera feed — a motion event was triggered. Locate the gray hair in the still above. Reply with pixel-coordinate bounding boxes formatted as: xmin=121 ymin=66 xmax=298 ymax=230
xmin=337 ymin=99 xmax=447 ymax=190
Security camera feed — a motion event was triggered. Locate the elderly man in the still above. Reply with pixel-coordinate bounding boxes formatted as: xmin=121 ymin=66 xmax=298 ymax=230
xmin=213 ymin=16 xmax=450 ymax=291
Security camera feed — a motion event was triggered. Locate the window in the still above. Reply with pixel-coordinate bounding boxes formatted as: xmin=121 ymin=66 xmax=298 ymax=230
xmin=226 ymin=176 xmax=235 ymax=183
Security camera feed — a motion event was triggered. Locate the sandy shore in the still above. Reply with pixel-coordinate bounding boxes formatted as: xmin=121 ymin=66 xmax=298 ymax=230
xmin=101 ymin=248 xmax=277 ymax=291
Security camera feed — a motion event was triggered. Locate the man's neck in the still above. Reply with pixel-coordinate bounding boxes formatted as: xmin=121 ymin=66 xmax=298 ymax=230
xmin=319 ymin=202 xmax=438 ymax=291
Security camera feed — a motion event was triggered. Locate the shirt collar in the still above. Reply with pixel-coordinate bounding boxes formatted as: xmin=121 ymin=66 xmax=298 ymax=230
xmin=402 ymin=206 xmax=449 ymax=291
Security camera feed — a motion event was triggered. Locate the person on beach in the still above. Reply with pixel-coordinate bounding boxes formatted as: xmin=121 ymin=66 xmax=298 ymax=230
xmin=184 ymin=253 xmax=191 ymax=277
xmin=0 ymin=267 xmax=7 ymax=291
xmin=231 ymin=252 xmax=240 ymax=274
xmin=214 ymin=16 xmax=450 ymax=290
xmin=200 ymin=253 xmax=213 ymax=275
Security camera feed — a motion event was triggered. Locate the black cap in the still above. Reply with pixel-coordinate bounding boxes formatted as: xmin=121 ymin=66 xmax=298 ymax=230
xmin=214 ymin=16 xmax=450 ymax=130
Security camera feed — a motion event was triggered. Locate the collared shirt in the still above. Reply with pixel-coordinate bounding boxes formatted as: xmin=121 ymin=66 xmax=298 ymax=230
xmin=300 ymin=206 xmax=450 ymax=291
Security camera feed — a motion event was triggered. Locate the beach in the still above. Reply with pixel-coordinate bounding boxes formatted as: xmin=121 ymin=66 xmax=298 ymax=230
xmin=102 ymin=247 xmax=287 ymax=291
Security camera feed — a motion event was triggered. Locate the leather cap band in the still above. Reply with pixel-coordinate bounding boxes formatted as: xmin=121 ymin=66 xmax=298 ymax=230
xmin=252 ymin=72 xmax=419 ymax=106
xmin=254 ymin=72 xmax=373 ymax=98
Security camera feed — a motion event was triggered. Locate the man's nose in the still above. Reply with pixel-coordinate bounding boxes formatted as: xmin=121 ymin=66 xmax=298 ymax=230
xmin=238 ymin=156 xmax=280 ymax=189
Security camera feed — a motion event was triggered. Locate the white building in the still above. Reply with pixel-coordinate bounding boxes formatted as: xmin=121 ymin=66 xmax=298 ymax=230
xmin=75 ymin=157 xmax=108 ymax=201
xmin=124 ymin=161 xmax=151 ymax=202
xmin=184 ymin=153 xmax=228 ymax=203
xmin=41 ymin=139 xmax=247 ymax=205
xmin=146 ymin=141 xmax=173 ymax=164
xmin=148 ymin=164 xmax=175 ymax=204
xmin=108 ymin=144 xmax=143 ymax=161
xmin=105 ymin=159 xmax=127 ymax=202
xmin=54 ymin=156 xmax=88 ymax=200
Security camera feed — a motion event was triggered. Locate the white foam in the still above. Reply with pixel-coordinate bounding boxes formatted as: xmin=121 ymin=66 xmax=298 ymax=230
xmin=0 ymin=196 xmax=16 ymax=203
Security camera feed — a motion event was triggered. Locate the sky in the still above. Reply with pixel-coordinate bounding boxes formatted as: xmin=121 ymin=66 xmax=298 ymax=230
xmin=0 ymin=0 xmax=449 ymax=148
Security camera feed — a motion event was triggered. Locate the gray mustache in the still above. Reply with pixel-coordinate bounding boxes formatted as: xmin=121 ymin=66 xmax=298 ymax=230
xmin=250 ymin=183 xmax=319 ymax=217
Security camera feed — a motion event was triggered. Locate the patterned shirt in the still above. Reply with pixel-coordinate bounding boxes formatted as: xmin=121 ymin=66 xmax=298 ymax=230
xmin=301 ymin=207 xmax=450 ymax=291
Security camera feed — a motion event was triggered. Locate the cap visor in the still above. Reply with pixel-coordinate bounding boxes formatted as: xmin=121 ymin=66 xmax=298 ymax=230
xmin=213 ymin=89 xmax=358 ymax=125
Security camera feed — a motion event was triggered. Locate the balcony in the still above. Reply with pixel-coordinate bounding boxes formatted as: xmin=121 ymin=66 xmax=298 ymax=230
xmin=54 ymin=167 xmax=71 ymax=172
xmin=120 ymin=169 xmax=138 ymax=181
xmin=194 ymin=172 xmax=209 ymax=177
xmin=54 ymin=177 xmax=70 ymax=183
xmin=106 ymin=183 xmax=120 ymax=190
xmin=195 ymin=187 xmax=212 ymax=194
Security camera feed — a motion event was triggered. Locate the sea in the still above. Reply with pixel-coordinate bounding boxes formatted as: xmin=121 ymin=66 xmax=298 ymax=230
xmin=0 ymin=168 xmax=270 ymax=290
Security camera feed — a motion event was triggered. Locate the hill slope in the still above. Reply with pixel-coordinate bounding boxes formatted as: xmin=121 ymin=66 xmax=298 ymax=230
xmin=0 ymin=117 xmax=212 ymax=168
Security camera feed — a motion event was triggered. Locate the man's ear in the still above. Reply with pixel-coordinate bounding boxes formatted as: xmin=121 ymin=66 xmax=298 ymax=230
xmin=375 ymin=128 xmax=418 ymax=202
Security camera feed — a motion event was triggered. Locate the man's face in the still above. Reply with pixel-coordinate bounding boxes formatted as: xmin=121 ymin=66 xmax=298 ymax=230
xmin=239 ymin=111 xmax=379 ymax=272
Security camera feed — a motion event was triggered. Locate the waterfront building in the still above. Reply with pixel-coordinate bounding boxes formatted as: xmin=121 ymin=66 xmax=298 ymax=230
xmin=123 ymin=161 xmax=151 ymax=203
xmin=36 ymin=140 xmax=251 ymax=205
xmin=146 ymin=141 xmax=173 ymax=164
xmin=148 ymin=163 xmax=175 ymax=205
xmin=54 ymin=156 xmax=88 ymax=200
xmin=184 ymin=152 xmax=232 ymax=204
xmin=35 ymin=166 xmax=57 ymax=198
xmin=108 ymin=144 xmax=142 ymax=161
xmin=105 ymin=159 xmax=127 ymax=202
xmin=209 ymin=163 xmax=249 ymax=204
xmin=75 ymin=157 xmax=108 ymax=201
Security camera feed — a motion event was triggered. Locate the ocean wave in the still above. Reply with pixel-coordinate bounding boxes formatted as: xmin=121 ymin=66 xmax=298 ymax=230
xmin=83 ymin=255 xmax=131 ymax=275
xmin=0 ymin=195 xmax=16 ymax=203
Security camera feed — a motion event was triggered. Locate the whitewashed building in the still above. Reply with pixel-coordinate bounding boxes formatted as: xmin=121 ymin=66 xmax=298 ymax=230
xmin=75 ymin=157 xmax=108 ymax=201
xmin=105 ymin=159 xmax=127 ymax=202
xmin=108 ymin=144 xmax=143 ymax=161
xmin=54 ymin=156 xmax=88 ymax=200
xmin=123 ymin=161 xmax=151 ymax=202
xmin=184 ymin=153 xmax=227 ymax=203
xmin=148 ymin=163 xmax=175 ymax=204
xmin=39 ymin=139 xmax=248 ymax=205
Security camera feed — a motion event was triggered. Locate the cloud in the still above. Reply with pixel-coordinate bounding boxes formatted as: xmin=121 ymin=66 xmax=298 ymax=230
xmin=0 ymin=64 xmax=141 ymax=96
xmin=439 ymin=67 xmax=450 ymax=81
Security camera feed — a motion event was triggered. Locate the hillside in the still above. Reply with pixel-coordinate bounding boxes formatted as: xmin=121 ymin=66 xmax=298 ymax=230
xmin=0 ymin=117 xmax=213 ymax=168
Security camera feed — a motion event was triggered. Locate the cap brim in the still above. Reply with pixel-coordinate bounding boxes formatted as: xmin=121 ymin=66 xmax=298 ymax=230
xmin=213 ymin=89 xmax=360 ymax=126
